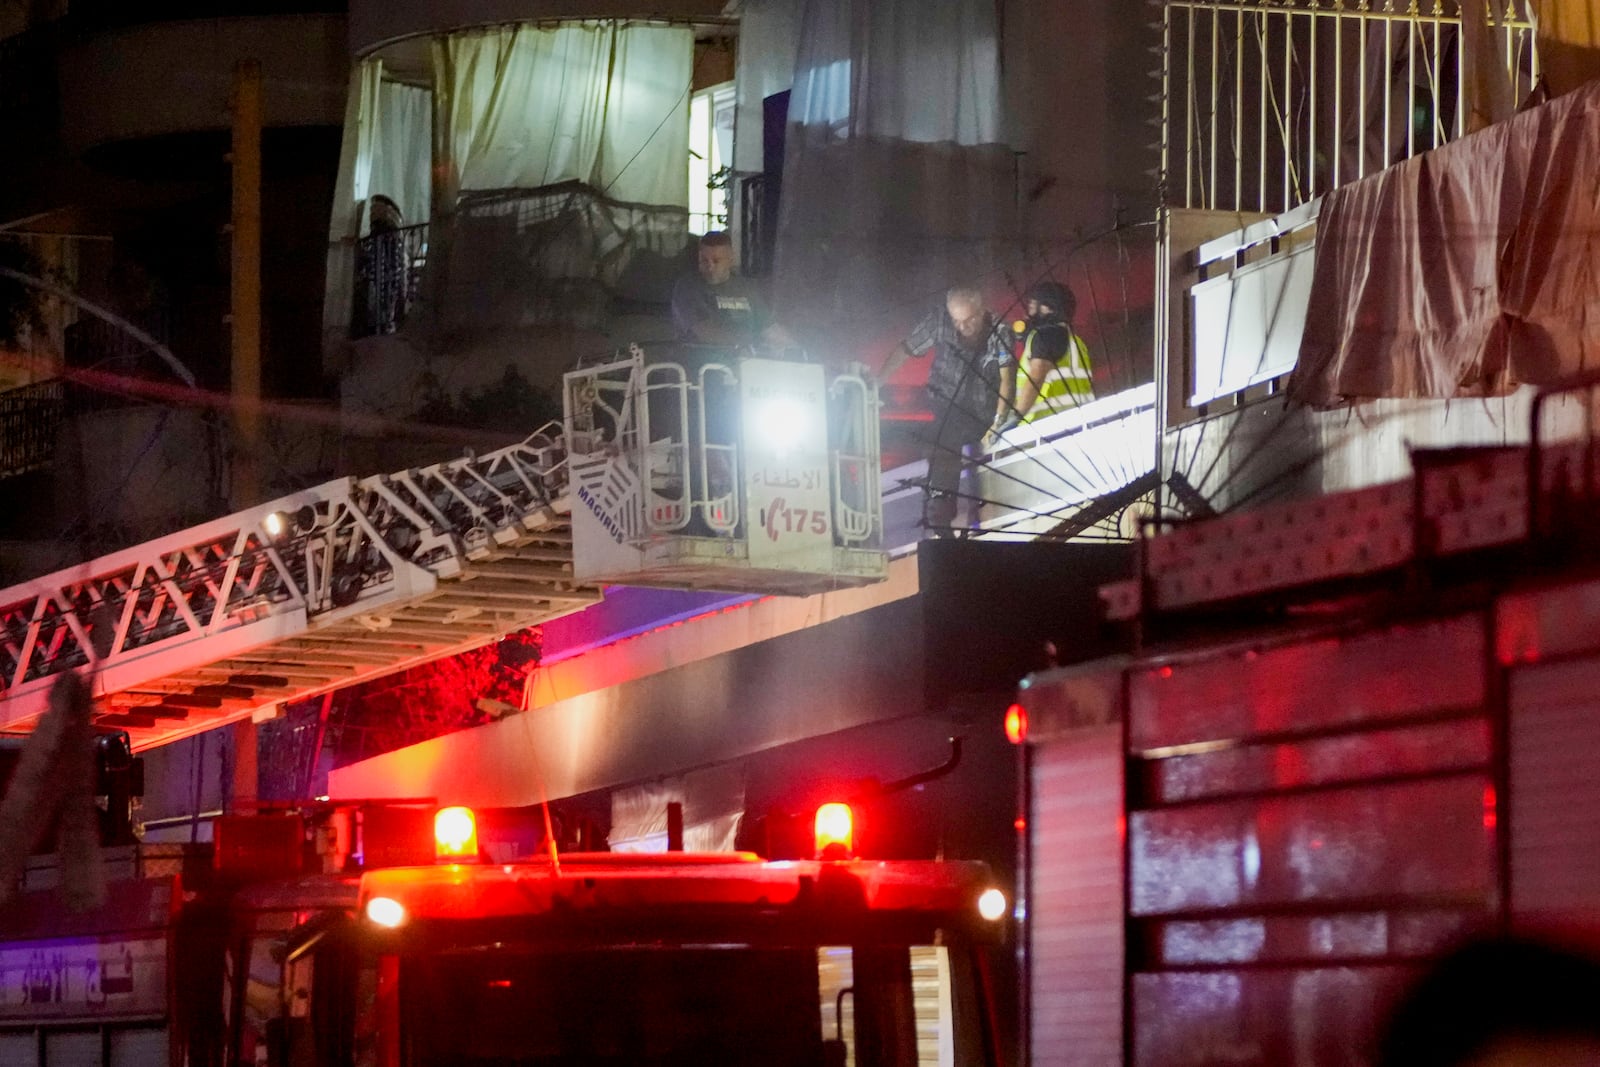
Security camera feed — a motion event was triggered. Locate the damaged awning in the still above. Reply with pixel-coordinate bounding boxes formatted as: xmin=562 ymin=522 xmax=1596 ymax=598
xmin=1288 ymin=77 xmax=1600 ymax=406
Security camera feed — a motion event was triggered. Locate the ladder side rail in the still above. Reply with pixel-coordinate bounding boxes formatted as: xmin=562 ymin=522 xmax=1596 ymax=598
xmin=382 ymin=471 xmax=458 ymax=541
xmin=1 ymin=408 xmax=588 ymax=730
xmin=697 ymin=361 xmax=741 ymax=534
xmin=827 ymin=368 xmax=884 ymax=546
xmin=485 ymin=427 xmax=564 ymax=507
xmin=363 ymin=478 xmax=460 ymax=570
xmin=409 ymin=460 xmax=498 ymax=534
xmin=204 ymin=528 xmax=257 ymax=631
xmin=641 ymin=361 xmax=692 ymax=534
xmin=0 ymin=482 xmax=357 ymax=703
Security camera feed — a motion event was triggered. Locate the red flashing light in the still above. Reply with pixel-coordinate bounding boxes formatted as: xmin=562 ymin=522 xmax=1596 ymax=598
xmin=814 ymin=803 xmax=854 ymax=860
xmin=1483 ymin=785 xmax=1498 ymax=831
xmin=434 ymin=806 xmax=479 ymax=862
xmin=1004 ymin=704 xmax=1028 ymax=745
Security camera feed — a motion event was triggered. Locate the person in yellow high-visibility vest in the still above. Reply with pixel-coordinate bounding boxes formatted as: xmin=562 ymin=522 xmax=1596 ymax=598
xmin=991 ymin=281 xmax=1093 ymax=438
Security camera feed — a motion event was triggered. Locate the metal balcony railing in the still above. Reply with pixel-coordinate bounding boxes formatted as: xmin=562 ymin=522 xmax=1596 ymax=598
xmin=1163 ymin=0 xmax=1539 ymax=214
xmin=62 ymin=309 xmax=176 ymax=412
xmin=353 ymin=223 xmax=428 ymax=338
xmin=0 ymin=378 xmax=64 ymax=480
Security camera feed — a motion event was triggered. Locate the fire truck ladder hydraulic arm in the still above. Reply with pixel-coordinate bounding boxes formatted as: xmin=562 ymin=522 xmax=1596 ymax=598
xmin=0 ymin=347 xmax=887 ymax=748
xmin=0 ymin=425 xmax=595 ymax=747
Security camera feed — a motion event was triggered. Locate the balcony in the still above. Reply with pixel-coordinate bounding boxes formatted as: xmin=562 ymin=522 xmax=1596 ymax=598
xmin=1160 ymin=79 xmax=1600 ymax=519
xmin=1164 ymin=0 xmax=1539 ymax=216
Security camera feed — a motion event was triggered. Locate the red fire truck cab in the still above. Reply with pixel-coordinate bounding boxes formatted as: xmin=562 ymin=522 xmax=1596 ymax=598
xmin=2 ymin=801 xmax=1009 ymax=1067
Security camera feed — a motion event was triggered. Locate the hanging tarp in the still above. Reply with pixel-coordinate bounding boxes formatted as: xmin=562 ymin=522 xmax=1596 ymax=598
xmin=1534 ymin=0 xmax=1600 ymax=95
xmin=1289 ymin=77 xmax=1600 ymax=406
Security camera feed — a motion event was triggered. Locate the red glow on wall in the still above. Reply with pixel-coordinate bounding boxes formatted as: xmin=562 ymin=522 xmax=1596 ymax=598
xmin=1483 ymin=784 xmax=1498 ymax=830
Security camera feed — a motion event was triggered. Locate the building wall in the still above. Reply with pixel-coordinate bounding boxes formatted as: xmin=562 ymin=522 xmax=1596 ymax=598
xmin=1002 ymin=0 xmax=1161 ymax=239
xmin=56 ymin=15 xmax=347 ymax=153
xmin=0 ymin=11 xmax=350 ymax=581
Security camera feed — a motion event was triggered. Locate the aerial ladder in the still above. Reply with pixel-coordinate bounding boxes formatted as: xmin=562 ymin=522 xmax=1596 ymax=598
xmin=0 ymin=347 xmax=886 ymax=748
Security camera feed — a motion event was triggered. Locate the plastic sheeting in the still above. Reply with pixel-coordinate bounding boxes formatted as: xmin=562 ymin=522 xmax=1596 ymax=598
xmin=1288 ymin=78 xmax=1600 ymax=406
xmin=609 ymin=764 xmax=745 ymax=854
xmin=1534 ymin=0 xmax=1600 ymax=95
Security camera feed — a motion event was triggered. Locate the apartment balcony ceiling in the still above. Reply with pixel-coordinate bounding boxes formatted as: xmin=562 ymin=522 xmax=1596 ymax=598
xmin=350 ymin=0 xmax=732 ymax=58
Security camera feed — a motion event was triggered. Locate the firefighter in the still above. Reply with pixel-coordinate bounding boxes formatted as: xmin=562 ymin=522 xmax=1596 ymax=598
xmin=881 ymin=285 xmax=1013 ymax=534
xmin=991 ymin=281 xmax=1093 ymax=439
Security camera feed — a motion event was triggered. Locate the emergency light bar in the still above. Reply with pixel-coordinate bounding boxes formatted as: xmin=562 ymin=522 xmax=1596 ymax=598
xmin=1005 ymin=704 xmax=1028 ymax=745
xmin=814 ymin=803 xmax=854 ymax=860
xmin=434 ymin=806 xmax=479 ymax=862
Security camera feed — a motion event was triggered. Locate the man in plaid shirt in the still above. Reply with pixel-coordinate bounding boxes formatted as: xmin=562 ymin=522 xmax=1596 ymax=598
xmin=881 ymin=285 xmax=1013 ymax=535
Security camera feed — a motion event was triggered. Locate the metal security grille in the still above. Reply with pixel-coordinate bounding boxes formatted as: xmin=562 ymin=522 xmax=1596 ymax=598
xmin=1162 ymin=0 xmax=1539 ymax=213
xmin=0 ymin=379 xmax=64 ymax=481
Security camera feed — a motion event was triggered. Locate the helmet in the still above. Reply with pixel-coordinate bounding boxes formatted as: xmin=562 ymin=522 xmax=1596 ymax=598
xmin=1026 ymin=281 xmax=1073 ymax=319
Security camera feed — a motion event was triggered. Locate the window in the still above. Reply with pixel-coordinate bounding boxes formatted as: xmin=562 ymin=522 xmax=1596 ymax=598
xmin=689 ymin=82 xmax=736 ymax=235
xmin=403 ymin=941 xmax=983 ymax=1066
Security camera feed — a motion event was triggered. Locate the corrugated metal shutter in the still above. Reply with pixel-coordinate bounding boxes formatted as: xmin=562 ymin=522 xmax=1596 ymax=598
xmin=1509 ymin=658 xmax=1600 ymax=926
xmin=0 ymin=1031 xmax=40 ymax=1067
xmin=1030 ymin=725 xmax=1123 ymax=1067
xmin=108 ymin=1028 xmax=167 ymax=1067
xmin=1124 ymin=616 xmax=1496 ymax=1066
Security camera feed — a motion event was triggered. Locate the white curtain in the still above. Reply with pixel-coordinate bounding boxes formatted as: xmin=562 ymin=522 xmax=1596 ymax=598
xmin=321 ymin=60 xmax=432 ymax=364
xmin=433 ymin=21 xmax=692 ymax=207
xmin=427 ymin=21 xmax=694 ymax=332
xmin=774 ymin=0 xmax=1018 ymax=345
xmin=373 ymin=80 xmax=433 ymax=226
xmin=733 ymin=0 xmax=804 ymax=173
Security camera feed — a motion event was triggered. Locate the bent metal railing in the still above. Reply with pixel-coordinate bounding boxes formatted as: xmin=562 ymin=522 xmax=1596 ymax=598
xmin=353 ymin=223 xmax=428 ymax=338
xmin=1163 ymin=0 xmax=1539 ymax=213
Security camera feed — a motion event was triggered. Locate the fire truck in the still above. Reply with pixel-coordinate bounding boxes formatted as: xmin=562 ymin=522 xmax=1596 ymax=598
xmin=0 ymin=795 xmax=1009 ymax=1067
xmin=0 ymin=345 xmax=886 ymax=748
xmin=0 ymin=340 xmax=1015 ymax=1065
xmin=1010 ymin=375 xmax=1600 ymax=1066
